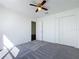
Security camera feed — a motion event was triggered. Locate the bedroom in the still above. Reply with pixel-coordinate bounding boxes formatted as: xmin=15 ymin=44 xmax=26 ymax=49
xmin=0 ymin=0 xmax=79 ymax=59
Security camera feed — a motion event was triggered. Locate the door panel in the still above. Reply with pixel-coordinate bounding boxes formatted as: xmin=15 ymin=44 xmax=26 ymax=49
xmin=59 ymin=16 xmax=77 ymax=47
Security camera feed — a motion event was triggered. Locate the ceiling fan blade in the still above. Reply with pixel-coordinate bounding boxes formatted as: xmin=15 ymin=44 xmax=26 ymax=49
xmin=35 ymin=9 xmax=38 ymax=12
xmin=42 ymin=7 xmax=48 ymax=11
xmin=29 ymin=4 xmax=37 ymax=7
xmin=41 ymin=0 xmax=46 ymax=5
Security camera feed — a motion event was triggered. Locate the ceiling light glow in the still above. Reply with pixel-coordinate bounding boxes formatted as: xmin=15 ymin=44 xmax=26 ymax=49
xmin=38 ymin=7 xmax=42 ymax=11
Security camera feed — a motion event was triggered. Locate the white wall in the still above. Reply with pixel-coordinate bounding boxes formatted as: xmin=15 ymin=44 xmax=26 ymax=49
xmin=37 ymin=8 xmax=79 ymax=48
xmin=0 ymin=6 xmax=33 ymax=49
xmin=0 ymin=6 xmax=4 ymax=50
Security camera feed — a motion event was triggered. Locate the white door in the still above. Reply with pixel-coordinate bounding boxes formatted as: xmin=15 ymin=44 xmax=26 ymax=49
xmin=59 ymin=16 xmax=77 ymax=47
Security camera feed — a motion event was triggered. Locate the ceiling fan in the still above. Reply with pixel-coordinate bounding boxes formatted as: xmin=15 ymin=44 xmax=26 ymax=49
xmin=29 ymin=0 xmax=48 ymax=12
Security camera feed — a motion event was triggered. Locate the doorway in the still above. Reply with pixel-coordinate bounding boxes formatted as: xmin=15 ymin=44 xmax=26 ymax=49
xmin=31 ymin=21 xmax=36 ymax=41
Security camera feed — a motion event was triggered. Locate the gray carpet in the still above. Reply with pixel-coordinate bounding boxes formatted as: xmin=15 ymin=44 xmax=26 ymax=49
xmin=14 ymin=40 xmax=79 ymax=59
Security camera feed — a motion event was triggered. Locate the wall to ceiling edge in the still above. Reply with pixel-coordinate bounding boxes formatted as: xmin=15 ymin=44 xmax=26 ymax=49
xmin=36 ymin=8 xmax=79 ymax=48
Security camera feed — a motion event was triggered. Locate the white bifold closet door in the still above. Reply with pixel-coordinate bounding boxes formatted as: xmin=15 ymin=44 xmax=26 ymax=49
xmin=43 ymin=19 xmax=56 ymax=43
xmin=77 ymin=15 xmax=79 ymax=48
xmin=59 ymin=16 xmax=77 ymax=47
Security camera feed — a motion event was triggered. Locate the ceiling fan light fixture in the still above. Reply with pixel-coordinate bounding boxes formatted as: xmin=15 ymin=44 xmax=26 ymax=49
xmin=29 ymin=0 xmax=48 ymax=12
xmin=38 ymin=7 xmax=42 ymax=11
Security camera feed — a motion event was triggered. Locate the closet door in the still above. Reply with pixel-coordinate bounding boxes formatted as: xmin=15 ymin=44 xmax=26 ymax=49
xmin=43 ymin=18 xmax=56 ymax=43
xmin=77 ymin=14 xmax=79 ymax=48
xmin=59 ymin=16 xmax=77 ymax=47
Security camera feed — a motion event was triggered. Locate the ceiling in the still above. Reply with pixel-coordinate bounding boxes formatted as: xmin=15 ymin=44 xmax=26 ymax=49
xmin=0 ymin=0 xmax=79 ymax=19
